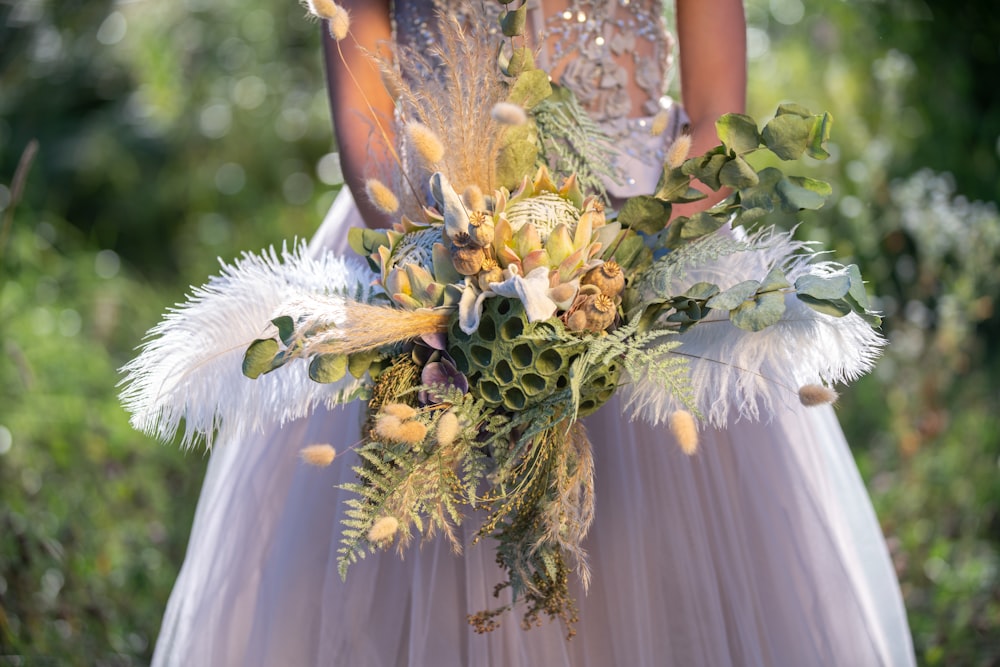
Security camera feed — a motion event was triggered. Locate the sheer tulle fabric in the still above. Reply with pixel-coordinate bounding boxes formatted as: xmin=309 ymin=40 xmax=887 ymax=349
xmin=152 ymin=189 xmax=913 ymax=667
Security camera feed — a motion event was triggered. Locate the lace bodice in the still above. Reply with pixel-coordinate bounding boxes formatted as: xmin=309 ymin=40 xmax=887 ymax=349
xmin=393 ymin=0 xmax=683 ymax=196
xmin=395 ymin=1 xmax=674 ymax=119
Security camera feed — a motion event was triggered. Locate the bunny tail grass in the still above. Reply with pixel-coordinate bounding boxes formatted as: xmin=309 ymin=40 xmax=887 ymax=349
xmin=119 ymin=242 xmax=379 ymax=449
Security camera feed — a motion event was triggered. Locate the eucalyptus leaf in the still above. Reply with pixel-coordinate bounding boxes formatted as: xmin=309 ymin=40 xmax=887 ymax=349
xmin=662 ymin=211 xmax=727 ymax=248
xmin=684 ymin=282 xmax=722 ymax=300
xmin=309 ymin=353 xmax=348 ymax=383
xmin=654 ymin=166 xmax=706 ymax=203
xmin=638 ymin=301 xmax=669 ymax=333
xmin=507 ymin=69 xmax=552 ymax=109
xmin=731 ymin=290 xmax=786 ymax=331
xmin=716 ymin=113 xmax=761 ymax=156
xmin=761 ymin=114 xmax=811 ymax=161
xmin=242 ymin=338 xmax=279 ymax=379
xmin=795 ymin=273 xmax=851 ymax=300
xmin=681 ymin=150 xmax=727 ymax=191
xmin=271 ymin=316 xmax=295 ymax=346
xmin=776 ymin=176 xmax=832 ymax=211
xmin=496 ymin=140 xmax=538 ymax=190
xmin=610 ymin=232 xmax=652 ymax=275
xmin=508 ymin=46 xmax=534 ymax=75
xmin=797 ymin=295 xmax=853 ymax=318
xmin=618 ymin=195 xmax=671 ymax=234
xmin=804 ymin=110 xmax=833 ymax=160
xmin=500 ymin=3 xmax=528 ymax=36
xmin=736 ymin=167 xmax=784 ymax=213
xmin=719 ymin=156 xmax=760 ymax=190
xmin=758 ymin=267 xmax=791 ymax=292
xmin=348 ymin=350 xmax=381 ymax=379
xmin=845 ymin=264 xmax=871 ymax=310
xmin=706 ymin=280 xmax=760 ymax=311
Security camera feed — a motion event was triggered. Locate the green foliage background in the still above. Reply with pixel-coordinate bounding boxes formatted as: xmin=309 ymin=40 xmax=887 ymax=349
xmin=1 ymin=0 xmax=997 ymax=664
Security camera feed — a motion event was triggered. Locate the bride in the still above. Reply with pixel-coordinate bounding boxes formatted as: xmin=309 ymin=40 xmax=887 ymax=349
xmin=150 ymin=1 xmax=915 ymax=664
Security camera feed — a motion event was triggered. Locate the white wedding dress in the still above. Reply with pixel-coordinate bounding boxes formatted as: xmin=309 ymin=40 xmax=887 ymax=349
xmin=151 ymin=2 xmax=915 ymax=665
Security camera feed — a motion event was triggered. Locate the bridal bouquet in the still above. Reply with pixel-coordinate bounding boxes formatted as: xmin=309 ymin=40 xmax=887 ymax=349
xmin=122 ymin=1 xmax=882 ymax=634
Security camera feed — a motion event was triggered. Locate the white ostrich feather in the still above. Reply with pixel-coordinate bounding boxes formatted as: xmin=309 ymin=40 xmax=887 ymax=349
xmin=622 ymin=225 xmax=885 ymax=427
xmin=119 ymin=242 xmax=379 ymax=449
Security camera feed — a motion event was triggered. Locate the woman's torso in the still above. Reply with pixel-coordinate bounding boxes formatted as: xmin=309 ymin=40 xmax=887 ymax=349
xmin=393 ymin=0 xmax=680 ymax=195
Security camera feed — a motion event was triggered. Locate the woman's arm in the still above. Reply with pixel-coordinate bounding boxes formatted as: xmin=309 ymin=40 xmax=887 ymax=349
xmin=322 ymin=0 xmax=395 ymax=229
xmin=673 ymin=0 xmax=747 ymax=215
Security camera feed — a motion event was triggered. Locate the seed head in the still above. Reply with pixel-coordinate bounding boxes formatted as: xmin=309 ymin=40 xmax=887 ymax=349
xmin=368 ymin=516 xmax=399 ymax=543
xmin=798 ymin=384 xmax=839 ymax=407
xmin=365 ymin=178 xmax=399 ymax=214
xmin=405 ymin=121 xmax=445 ymax=166
xmin=299 ymin=444 xmax=337 ymax=467
xmin=669 ymin=410 xmax=699 ymax=455
xmin=665 ymin=133 xmax=692 ymax=170
xmin=491 ymin=102 xmax=528 ymax=125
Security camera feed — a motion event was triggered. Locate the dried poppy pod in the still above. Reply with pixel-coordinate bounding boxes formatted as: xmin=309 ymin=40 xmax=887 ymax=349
xmin=581 ymin=260 xmax=625 ymax=298
xmin=450 ymin=231 xmax=473 ymax=248
xmin=477 ymin=257 xmax=503 ymax=291
xmin=566 ymin=292 xmax=617 ymax=333
xmin=468 ymin=210 xmax=495 ymax=247
xmin=451 ymin=245 xmax=485 ymax=276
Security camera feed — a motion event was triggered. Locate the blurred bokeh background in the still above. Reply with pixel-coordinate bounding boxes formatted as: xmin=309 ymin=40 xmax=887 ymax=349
xmin=1 ymin=0 xmax=997 ymax=664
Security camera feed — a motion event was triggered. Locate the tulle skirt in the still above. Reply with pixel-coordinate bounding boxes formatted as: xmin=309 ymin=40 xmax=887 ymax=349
xmin=152 ymin=189 xmax=915 ymax=667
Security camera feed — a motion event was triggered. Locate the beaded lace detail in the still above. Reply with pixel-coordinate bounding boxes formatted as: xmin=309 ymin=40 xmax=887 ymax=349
xmin=393 ymin=1 xmax=681 ymax=196
xmin=394 ymin=1 xmax=674 ymax=120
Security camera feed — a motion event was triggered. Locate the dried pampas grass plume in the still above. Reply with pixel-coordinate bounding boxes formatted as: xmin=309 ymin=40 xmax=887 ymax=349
xmin=491 ymin=102 xmax=528 ymax=125
xmin=665 ymin=132 xmax=692 ymax=170
xmin=300 ymin=444 xmax=337 ymax=467
xmin=669 ymin=410 xmax=699 ymax=455
xmin=405 ymin=122 xmax=445 ymax=166
xmin=365 ymin=178 xmax=400 ymax=214
xmin=368 ymin=516 xmax=399 ymax=543
xmin=798 ymin=384 xmax=839 ymax=407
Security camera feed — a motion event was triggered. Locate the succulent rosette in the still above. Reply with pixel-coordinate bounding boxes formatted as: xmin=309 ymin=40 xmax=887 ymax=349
xmin=121 ymin=0 xmax=884 ymax=638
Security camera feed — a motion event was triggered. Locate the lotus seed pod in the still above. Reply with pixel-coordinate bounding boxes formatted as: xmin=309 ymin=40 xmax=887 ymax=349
xmin=468 ymin=211 xmax=495 ymax=247
xmin=581 ymin=260 xmax=625 ymax=298
xmin=451 ymin=245 xmax=485 ymax=276
xmin=448 ymin=298 xmax=619 ymax=414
